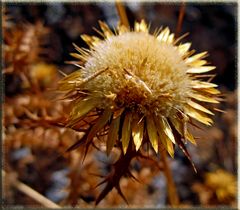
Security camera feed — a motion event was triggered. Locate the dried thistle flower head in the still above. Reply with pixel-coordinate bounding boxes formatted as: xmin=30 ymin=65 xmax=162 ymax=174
xmin=58 ymin=20 xmax=220 ymax=161
xmin=4 ymin=21 xmax=49 ymax=74
xmin=205 ymin=169 xmax=236 ymax=202
xmin=30 ymin=62 xmax=57 ymax=87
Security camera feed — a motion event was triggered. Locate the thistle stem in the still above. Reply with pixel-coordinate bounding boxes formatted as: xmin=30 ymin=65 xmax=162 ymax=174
xmin=176 ymin=2 xmax=186 ymax=38
xmin=161 ymin=150 xmax=179 ymax=206
xmin=115 ymin=1 xmax=130 ymax=28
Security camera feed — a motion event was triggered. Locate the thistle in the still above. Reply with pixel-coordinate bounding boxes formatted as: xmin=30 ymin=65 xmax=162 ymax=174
xmin=205 ymin=169 xmax=236 ymax=202
xmin=58 ymin=20 xmax=220 ymax=204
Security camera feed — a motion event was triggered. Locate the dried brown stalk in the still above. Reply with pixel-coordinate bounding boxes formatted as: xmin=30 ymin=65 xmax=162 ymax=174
xmin=176 ymin=2 xmax=186 ymax=38
xmin=3 ymin=170 xmax=61 ymax=208
xmin=115 ymin=1 xmax=130 ymax=28
xmin=161 ymin=150 xmax=179 ymax=206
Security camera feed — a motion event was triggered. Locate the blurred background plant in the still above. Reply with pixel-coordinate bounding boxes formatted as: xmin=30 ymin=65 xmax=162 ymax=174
xmin=2 ymin=2 xmax=237 ymax=208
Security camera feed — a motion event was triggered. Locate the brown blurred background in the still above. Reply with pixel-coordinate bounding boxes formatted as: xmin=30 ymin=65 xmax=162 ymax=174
xmin=3 ymin=2 xmax=237 ymax=208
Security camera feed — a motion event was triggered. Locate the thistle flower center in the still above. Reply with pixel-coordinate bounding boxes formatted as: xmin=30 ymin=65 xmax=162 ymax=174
xmin=83 ymin=32 xmax=192 ymax=116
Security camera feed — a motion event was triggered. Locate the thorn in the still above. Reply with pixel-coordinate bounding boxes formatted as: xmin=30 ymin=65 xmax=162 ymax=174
xmin=89 ymin=172 xmax=105 ymax=178
xmin=93 ymin=27 xmax=105 ymax=38
xmin=81 ymin=142 xmax=91 ymax=164
xmin=177 ymin=138 xmax=197 ymax=173
xmin=66 ymin=127 xmax=90 ymax=152
xmin=214 ymin=108 xmax=226 ymax=113
xmin=95 ymin=180 xmax=114 ymax=205
xmin=94 ymin=178 xmax=108 ymax=189
xmin=138 ymin=115 xmax=145 ymax=124
xmin=58 ymin=69 xmax=67 ymax=77
xmin=82 ymin=67 xmax=109 ymax=85
xmin=116 ymin=184 xmax=129 ymax=205
xmin=91 ymin=141 xmax=101 ymax=151
xmin=65 ymin=140 xmax=83 ymax=152
xmin=127 ymin=171 xmax=141 ymax=183
xmin=173 ymin=32 xmax=189 ymax=45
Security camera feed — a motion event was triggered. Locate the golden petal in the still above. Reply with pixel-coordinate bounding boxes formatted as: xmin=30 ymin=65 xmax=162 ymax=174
xmin=122 ymin=112 xmax=132 ymax=154
xmin=167 ymin=33 xmax=175 ymax=43
xmin=99 ymin=21 xmax=113 ymax=38
xmin=161 ymin=117 xmax=176 ymax=144
xmin=190 ymin=92 xmax=219 ymax=103
xmin=185 ymin=52 xmax=208 ymax=64
xmin=67 ymin=98 xmax=98 ymax=127
xmin=117 ymin=24 xmax=129 ymax=35
xmin=157 ymin=27 xmax=170 ymax=42
xmin=140 ymin=19 xmax=148 ymax=32
xmin=189 ymin=60 xmax=207 ymax=67
xmin=155 ymin=126 xmax=174 ymax=157
xmin=87 ymin=109 xmax=112 ymax=141
xmin=199 ymin=87 xmax=221 ymax=95
xmin=134 ymin=19 xmax=148 ymax=32
xmin=188 ymin=100 xmax=214 ymax=115
xmin=81 ymin=34 xmax=101 ymax=47
xmin=178 ymin=42 xmax=191 ymax=55
xmin=153 ymin=27 xmax=162 ymax=37
xmin=107 ymin=115 xmax=120 ymax=155
xmin=73 ymin=43 xmax=90 ymax=56
xmin=146 ymin=115 xmax=159 ymax=153
xmin=162 ymin=137 xmax=174 ymax=158
xmin=154 ymin=116 xmax=174 ymax=157
xmin=162 ymin=28 xmax=170 ymax=42
xmin=70 ymin=53 xmax=88 ymax=62
xmin=157 ymin=32 xmax=164 ymax=42
xmin=182 ymin=49 xmax=196 ymax=60
xmin=185 ymin=131 xmax=196 ymax=145
xmin=58 ymin=71 xmax=82 ymax=91
xmin=191 ymin=80 xmax=218 ymax=89
xmin=187 ymin=66 xmax=216 ymax=74
xmin=169 ymin=116 xmax=196 ymax=145
xmin=81 ymin=34 xmax=92 ymax=46
xmin=132 ymin=115 xmax=144 ymax=151
xmin=155 ymin=117 xmax=175 ymax=144
xmin=134 ymin=22 xmax=140 ymax=32
xmin=184 ymin=105 xmax=213 ymax=126
xmin=72 ymin=43 xmax=83 ymax=53
xmin=58 ymin=83 xmax=73 ymax=91
xmin=89 ymin=36 xmax=100 ymax=46
xmin=173 ymin=32 xmax=190 ymax=45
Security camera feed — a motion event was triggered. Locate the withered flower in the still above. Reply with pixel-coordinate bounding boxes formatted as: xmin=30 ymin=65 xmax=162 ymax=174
xmin=59 ymin=20 xmax=220 ymax=158
xmin=205 ymin=169 xmax=236 ymax=203
xmin=58 ymin=20 xmax=221 ymax=204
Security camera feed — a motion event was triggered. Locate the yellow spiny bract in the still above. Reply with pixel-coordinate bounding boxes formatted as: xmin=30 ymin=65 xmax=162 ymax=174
xmin=58 ymin=20 xmax=220 ymax=158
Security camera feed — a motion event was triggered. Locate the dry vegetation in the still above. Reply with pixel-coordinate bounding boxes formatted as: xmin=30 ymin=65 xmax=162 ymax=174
xmin=2 ymin=2 xmax=237 ymax=208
